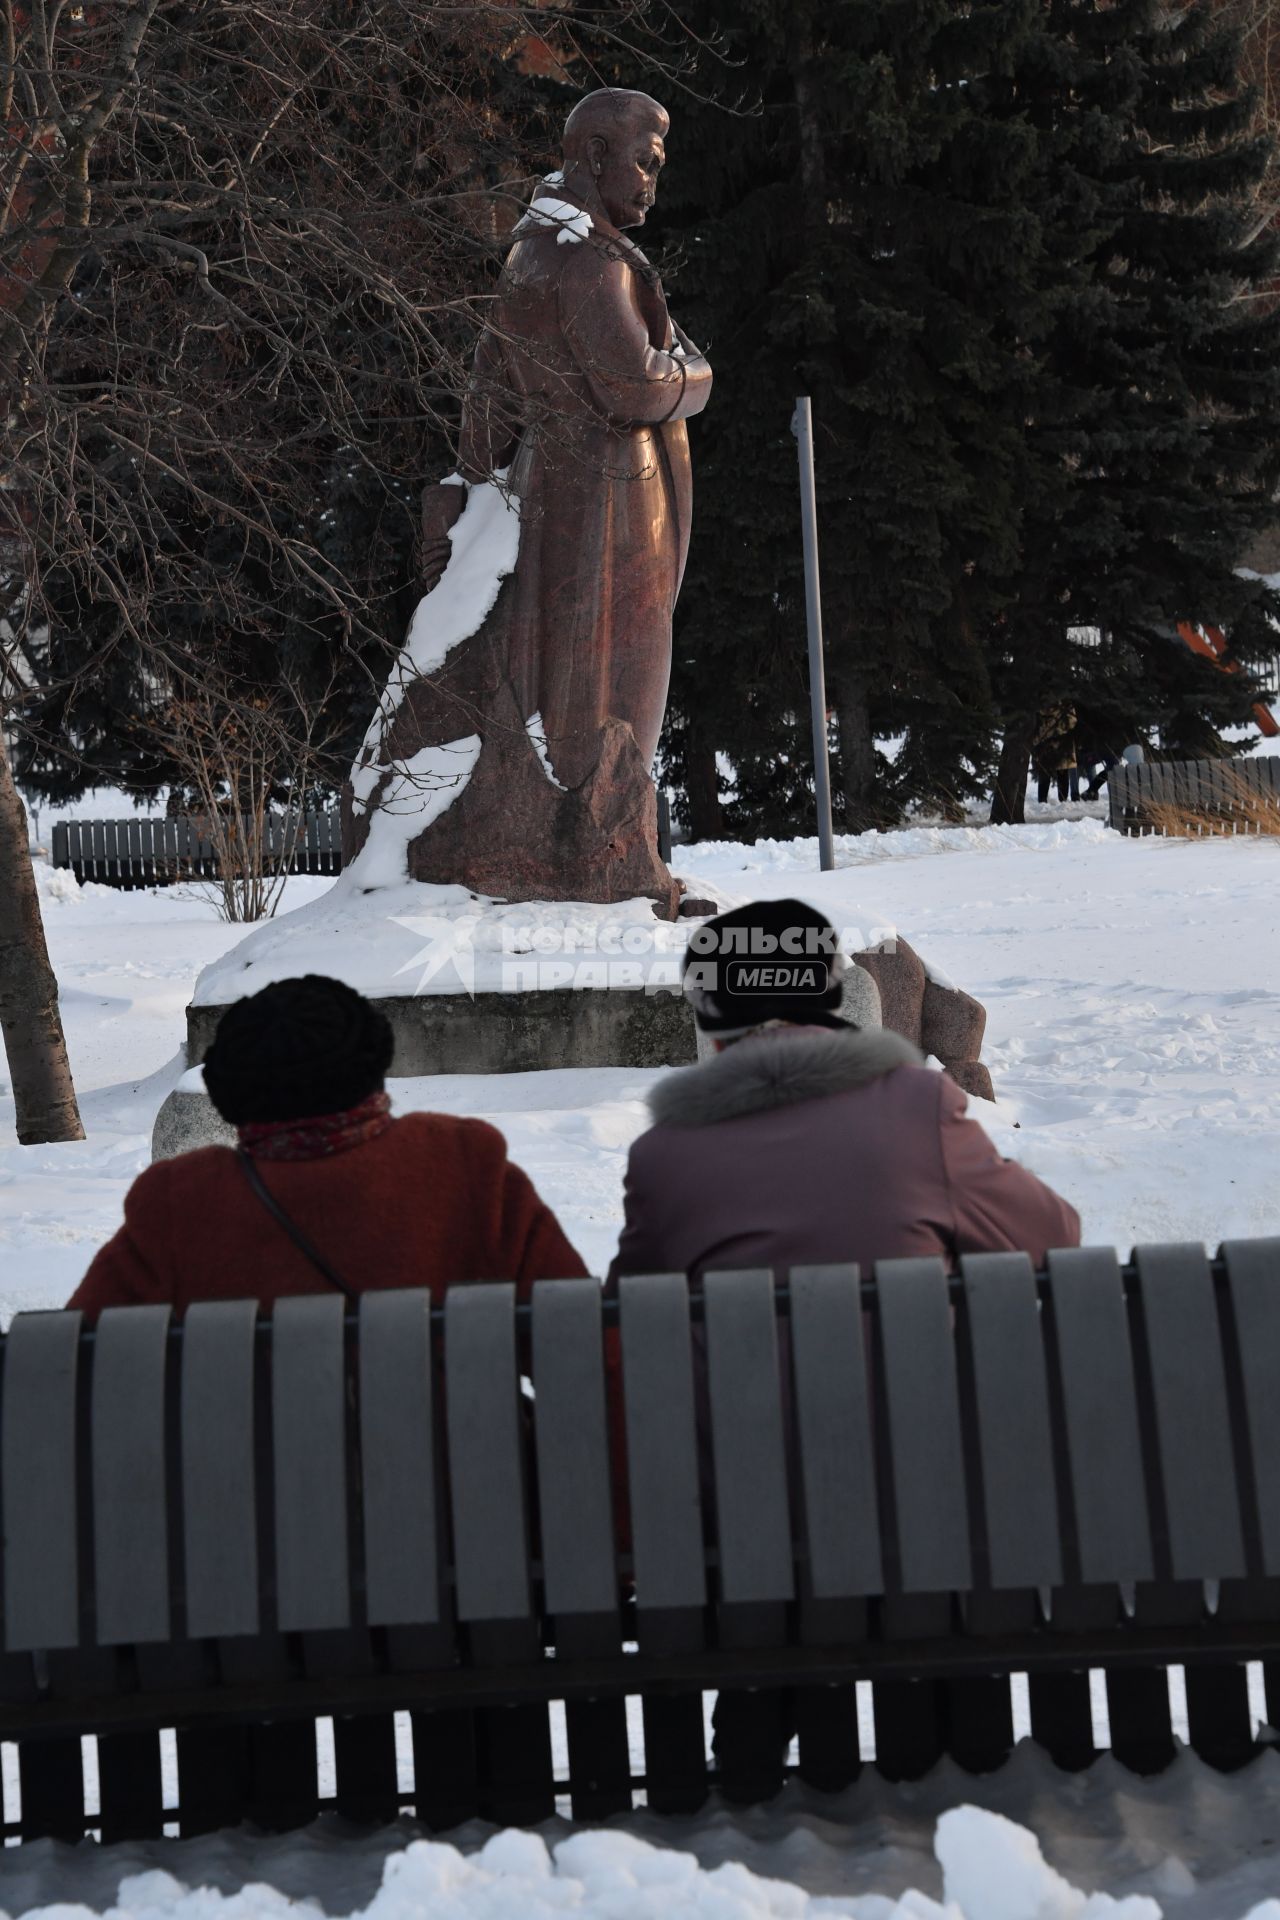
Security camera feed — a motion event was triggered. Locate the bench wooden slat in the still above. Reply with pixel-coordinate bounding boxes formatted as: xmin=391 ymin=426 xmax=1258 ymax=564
xmin=532 ymin=1278 xmax=630 ymax=1820
xmin=181 ymin=1300 xmax=260 ymax=1640
xmin=359 ymin=1290 xmax=439 ymax=1628
xmin=272 ymin=1295 xmax=350 ymax=1631
xmin=1045 ymin=1246 xmax=1153 ymax=1583
xmin=704 ymin=1270 xmax=794 ymax=1611
xmin=618 ymin=1272 xmax=707 ymax=1620
xmin=961 ymin=1252 xmax=1062 ymax=1590
xmin=790 ymin=1265 xmax=883 ymax=1604
xmin=618 ymin=1273 xmax=707 ymax=1814
xmin=874 ymin=1257 xmax=972 ymax=1593
xmin=704 ymin=1270 xmax=797 ymax=1803
xmin=1221 ymin=1238 xmax=1280 ymax=1574
xmin=788 ymin=1260 xmax=872 ymax=1791
xmin=1133 ymin=1243 xmax=1246 ymax=1580
xmin=93 ymin=1306 xmax=172 ymax=1645
xmin=531 ymin=1279 xmax=617 ymax=1623
xmin=444 ymin=1284 xmax=532 ymax=1625
xmin=444 ymin=1286 xmax=553 ymax=1824
xmin=3 ymin=1312 xmax=83 ymax=1652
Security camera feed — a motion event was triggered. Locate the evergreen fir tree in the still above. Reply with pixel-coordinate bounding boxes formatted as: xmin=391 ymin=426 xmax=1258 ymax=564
xmin=650 ymin=0 xmax=1058 ymax=834
xmin=655 ymin=0 xmax=1280 ymax=836
xmin=990 ymin=0 xmax=1280 ymax=820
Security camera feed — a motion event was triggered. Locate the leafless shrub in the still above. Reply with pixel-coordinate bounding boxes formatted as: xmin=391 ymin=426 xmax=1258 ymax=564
xmin=143 ymin=662 xmax=342 ymax=920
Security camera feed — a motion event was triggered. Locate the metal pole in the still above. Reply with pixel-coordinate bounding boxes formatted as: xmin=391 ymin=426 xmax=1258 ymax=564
xmin=791 ymin=396 xmax=836 ymax=871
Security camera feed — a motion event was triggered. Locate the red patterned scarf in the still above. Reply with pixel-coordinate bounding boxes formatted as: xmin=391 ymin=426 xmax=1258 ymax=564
xmin=237 ymin=1090 xmax=393 ymax=1162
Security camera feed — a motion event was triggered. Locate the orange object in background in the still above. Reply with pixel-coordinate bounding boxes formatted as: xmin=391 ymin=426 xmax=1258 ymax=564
xmin=1176 ymin=621 xmax=1280 ymax=738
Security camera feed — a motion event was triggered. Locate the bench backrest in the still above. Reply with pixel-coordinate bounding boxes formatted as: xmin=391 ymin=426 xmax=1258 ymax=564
xmin=2 ymin=1241 xmax=1279 ymax=1841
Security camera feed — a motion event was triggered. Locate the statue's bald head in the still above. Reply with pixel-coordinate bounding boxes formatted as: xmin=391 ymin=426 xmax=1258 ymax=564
xmin=561 ymin=89 xmax=670 ymax=231
xmin=563 ymin=89 xmax=669 ymax=162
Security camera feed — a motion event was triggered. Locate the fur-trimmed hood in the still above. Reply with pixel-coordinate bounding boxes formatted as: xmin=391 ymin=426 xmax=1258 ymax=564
xmin=647 ymin=1025 xmax=923 ymax=1130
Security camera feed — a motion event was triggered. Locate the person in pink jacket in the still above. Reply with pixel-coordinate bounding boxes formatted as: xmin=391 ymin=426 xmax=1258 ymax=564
xmin=610 ymin=898 xmax=1080 ymax=1285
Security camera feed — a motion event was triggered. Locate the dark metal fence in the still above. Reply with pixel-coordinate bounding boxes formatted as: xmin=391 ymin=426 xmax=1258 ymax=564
xmin=50 ymin=813 xmax=343 ymax=888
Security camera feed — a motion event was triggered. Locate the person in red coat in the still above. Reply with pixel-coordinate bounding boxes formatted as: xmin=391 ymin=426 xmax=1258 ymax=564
xmin=68 ymin=974 xmax=587 ymax=1317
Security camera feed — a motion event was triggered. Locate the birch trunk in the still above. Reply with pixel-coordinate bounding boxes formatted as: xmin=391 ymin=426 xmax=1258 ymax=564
xmin=0 ymin=732 xmax=83 ymax=1143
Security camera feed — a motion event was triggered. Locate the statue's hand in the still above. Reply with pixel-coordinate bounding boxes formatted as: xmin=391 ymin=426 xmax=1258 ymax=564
xmin=671 ymin=318 xmax=706 ymax=363
xmin=419 ymin=482 xmax=466 ymax=593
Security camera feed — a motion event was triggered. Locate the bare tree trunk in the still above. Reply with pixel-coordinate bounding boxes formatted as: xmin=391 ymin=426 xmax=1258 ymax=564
xmin=991 ymin=713 xmax=1036 ymax=824
xmin=684 ymin=727 xmax=724 ymax=841
xmin=831 ymin=668 xmax=877 ymax=826
xmin=0 ymin=732 xmax=83 ymax=1142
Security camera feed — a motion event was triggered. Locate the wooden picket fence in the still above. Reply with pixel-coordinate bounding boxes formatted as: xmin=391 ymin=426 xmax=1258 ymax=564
xmin=50 ymin=813 xmax=343 ymax=889
xmin=1107 ymin=756 xmax=1280 ymax=836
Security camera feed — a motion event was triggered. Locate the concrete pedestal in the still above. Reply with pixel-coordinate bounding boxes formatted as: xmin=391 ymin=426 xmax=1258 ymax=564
xmin=160 ymin=985 xmax=698 ymax=1161
xmin=186 ymin=983 xmax=697 ymax=1079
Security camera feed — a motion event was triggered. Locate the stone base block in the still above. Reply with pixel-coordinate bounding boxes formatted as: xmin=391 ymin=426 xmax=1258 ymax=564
xmin=853 ymin=937 xmax=995 ymax=1100
xmin=153 ymin=1085 xmax=236 ymax=1161
xmin=187 ymin=985 xmax=698 ymax=1079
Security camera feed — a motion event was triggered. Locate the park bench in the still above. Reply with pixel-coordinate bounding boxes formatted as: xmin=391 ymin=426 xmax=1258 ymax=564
xmin=1107 ymin=755 xmax=1280 ymax=835
xmin=2 ymin=1240 xmax=1280 ymax=1845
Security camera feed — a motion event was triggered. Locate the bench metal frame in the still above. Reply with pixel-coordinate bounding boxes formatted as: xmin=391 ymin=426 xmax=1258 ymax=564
xmin=2 ymin=1242 xmax=1279 ymax=1841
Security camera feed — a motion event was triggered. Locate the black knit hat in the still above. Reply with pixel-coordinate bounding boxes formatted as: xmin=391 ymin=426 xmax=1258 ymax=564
xmin=682 ymin=898 xmax=850 ymax=1036
xmin=203 ymin=975 xmax=395 ymax=1125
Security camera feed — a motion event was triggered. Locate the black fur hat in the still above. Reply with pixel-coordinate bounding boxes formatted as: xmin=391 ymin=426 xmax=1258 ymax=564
xmin=203 ymin=974 xmax=395 ymax=1125
xmin=681 ymin=898 xmax=849 ymax=1036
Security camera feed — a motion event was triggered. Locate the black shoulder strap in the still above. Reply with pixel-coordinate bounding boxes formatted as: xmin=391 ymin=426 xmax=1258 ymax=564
xmin=236 ymin=1149 xmax=358 ymax=1303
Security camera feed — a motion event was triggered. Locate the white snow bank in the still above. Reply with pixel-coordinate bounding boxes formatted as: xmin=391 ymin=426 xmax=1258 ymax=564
xmin=190 ymin=885 xmax=702 ymax=1006
xmin=34 ymin=862 xmax=98 ymax=906
xmin=678 ymin=818 xmax=1113 ymax=879
xmin=936 ymin=1808 xmax=1160 ymax=1919
xmin=349 ymin=477 xmax=520 ymax=815
xmin=17 ymin=1802 xmax=1280 ymax=1920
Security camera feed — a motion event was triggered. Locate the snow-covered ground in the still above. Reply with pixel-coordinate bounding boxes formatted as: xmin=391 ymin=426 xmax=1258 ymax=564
xmin=3 ymin=812 xmax=1280 ymax=1914
xmin=6 ymin=809 xmax=1279 ymax=1304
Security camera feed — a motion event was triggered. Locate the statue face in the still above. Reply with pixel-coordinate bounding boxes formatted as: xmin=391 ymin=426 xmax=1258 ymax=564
xmin=591 ymin=126 xmax=666 ymax=230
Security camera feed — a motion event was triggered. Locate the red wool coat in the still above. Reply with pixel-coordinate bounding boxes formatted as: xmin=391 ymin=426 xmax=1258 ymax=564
xmin=68 ymin=1113 xmax=588 ymax=1318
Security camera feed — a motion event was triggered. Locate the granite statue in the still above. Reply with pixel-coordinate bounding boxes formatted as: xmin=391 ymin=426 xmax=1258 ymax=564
xmin=345 ymin=88 xmax=712 ymax=914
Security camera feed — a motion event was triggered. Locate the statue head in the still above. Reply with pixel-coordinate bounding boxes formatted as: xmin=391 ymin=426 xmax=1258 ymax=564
xmin=562 ymin=89 xmax=669 ymax=230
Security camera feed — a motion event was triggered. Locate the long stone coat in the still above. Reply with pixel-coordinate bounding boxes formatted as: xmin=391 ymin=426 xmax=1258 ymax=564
xmin=457 ymin=194 xmax=713 ymax=789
